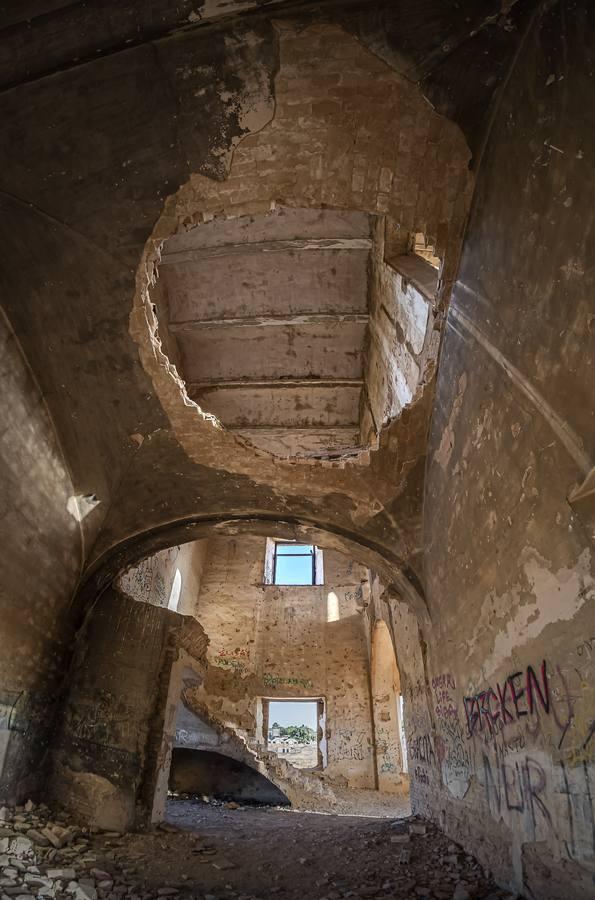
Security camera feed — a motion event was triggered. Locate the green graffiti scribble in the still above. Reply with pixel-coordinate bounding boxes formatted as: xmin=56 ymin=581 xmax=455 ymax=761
xmin=214 ymin=658 xmax=247 ymax=672
xmin=263 ymin=673 xmax=313 ymax=690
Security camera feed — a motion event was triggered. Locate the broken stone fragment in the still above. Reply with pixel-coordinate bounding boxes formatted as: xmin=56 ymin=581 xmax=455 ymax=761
xmin=89 ymin=870 xmax=111 ymax=881
xmin=212 ymin=859 xmax=236 ymax=870
xmin=66 ymin=880 xmax=97 ymax=900
xmin=1 ymin=836 xmax=34 ymax=858
xmin=9 ymin=859 xmax=27 ymax=872
xmin=47 ymin=868 xmax=76 ymax=880
xmin=26 ymin=829 xmax=51 ymax=847
xmin=41 ymin=829 xmax=65 ymax=849
xmin=390 ymin=833 xmax=410 ymax=843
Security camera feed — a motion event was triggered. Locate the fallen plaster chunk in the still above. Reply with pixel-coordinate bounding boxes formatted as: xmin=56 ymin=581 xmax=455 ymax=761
xmin=47 ymin=868 xmax=76 ymax=880
xmin=66 ymin=881 xmax=97 ymax=900
xmin=26 ymin=829 xmax=50 ymax=846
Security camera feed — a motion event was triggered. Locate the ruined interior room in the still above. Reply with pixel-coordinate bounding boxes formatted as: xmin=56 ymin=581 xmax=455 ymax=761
xmin=0 ymin=2 xmax=593 ymax=900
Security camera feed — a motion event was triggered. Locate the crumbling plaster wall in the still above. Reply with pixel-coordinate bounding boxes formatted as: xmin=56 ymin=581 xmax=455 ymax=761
xmin=389 ymin=5 xmax=595 ymax=898
xmin=362 ymin=218 xmax=435 ymax=444
xmin=51 ymin=588 xmax=208 ymax=831
xmin=0 ymin=311 xmax=82 ymax=804
xmin=118 ymin=539 xmax=208 ymax=616
xmin=189 ymin=536 xmax=376 ymax=789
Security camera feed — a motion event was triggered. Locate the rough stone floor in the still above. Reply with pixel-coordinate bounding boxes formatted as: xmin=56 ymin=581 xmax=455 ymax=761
xmin=0 ymin=800 xmax=517 ymax=900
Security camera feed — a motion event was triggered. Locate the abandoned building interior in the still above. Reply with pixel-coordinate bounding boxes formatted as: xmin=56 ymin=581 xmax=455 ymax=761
xmin=1 ymin=1 xmax=594 ymax=899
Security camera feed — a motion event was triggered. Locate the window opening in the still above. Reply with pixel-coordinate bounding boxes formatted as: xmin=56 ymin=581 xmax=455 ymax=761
xmin=167 ymin=568 xmax=182 ymax=611
xmin=398 ymin=693 xmax=408 ymax=774
xmin=412 ymin=232 xmax=440 ymax=269
xmin=266 ymin=699 xmax=320 ymax=769
xmin=273 ymin=542 xmax=316 ymax=585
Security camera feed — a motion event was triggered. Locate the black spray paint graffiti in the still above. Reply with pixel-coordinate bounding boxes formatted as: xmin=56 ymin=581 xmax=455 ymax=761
xmin=409 ymin=733 xmax=436 ymax=766
xmin=483 ymin=752 xmax=551 ymax=825
xmin=482 ymin=748 xmax=595 ymax=861
xmin=414 ymin=766 xmax=430 ymax=785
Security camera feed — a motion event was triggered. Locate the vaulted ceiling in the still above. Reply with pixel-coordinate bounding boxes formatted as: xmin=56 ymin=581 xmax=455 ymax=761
xmin=0 ymin=0 xmax=536 ymax=596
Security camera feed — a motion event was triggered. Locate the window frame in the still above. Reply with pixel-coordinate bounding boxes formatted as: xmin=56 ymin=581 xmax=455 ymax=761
xmin=260 ymin=696 xmax=326 ymax=770
xmin=263 ymin=538 xmax=324 ymax=586
xmin=272 ymin=541 xmax=316 ymax=586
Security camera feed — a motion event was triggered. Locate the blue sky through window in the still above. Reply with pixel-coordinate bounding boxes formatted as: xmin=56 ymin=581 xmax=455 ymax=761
xmin=274 ymin=543 xmax=314 ymax=584
xmin=268 ymin=700 xmax=317 ymax=730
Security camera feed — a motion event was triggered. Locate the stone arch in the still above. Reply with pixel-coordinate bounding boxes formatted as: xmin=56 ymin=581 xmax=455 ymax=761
xmin=76 ymin=515 xmax=429 ymax=626
xmin=371 ymin=619 xmax=406 ymax=792
xmin=61 ymin=520 xmax=421 ymax=829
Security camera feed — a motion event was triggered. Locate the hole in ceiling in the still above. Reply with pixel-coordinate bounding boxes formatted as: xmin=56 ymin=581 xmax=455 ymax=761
xmin=150 ymin=204 xmax=438 ymax=461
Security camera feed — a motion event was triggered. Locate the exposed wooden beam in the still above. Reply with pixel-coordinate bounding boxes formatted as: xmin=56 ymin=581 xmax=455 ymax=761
xmin=159 ymin=237 xmax=372 ymax=265
xmin=169 ymin=312 xmax=369 ymax=332
xmin=389 ymin=253 xmax=438 ymax=299
xmin=187 ymin=377 xmax=364 ymax=392
xmin=227 ymin=424 xmax=360 ymax=432
xmin=223 ymin=422 xmax=359 ymax=437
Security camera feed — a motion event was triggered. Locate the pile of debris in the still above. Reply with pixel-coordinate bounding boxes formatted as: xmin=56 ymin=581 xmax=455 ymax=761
xmin=0 ymin=801 xmax=150 ymax=900
xmin=378 ymin=818 xmax=512 ymax=900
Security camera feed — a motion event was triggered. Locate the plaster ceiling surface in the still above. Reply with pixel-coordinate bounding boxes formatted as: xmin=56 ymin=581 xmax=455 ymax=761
xmin=159 ymin=206 xmax=375 ymax=458
xmin=0 ymin=0 xmax=535 ymax=600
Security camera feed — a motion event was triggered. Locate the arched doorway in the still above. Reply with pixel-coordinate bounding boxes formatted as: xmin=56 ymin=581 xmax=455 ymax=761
xmin=370 ymin=620 xmax=407 ymax=793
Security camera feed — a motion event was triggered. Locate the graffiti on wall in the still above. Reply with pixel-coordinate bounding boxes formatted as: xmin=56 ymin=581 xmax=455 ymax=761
xmin=480 ymin=747 xmax=595 ymax=862
xmin=375 ymin=724 xmax=402 ymax=774
xmin=119 ymin=550 xmax=176 ymax=607
xmin=463 ymin=655 xmax=594 ymax=760
xmin=410 ymin=732 xmax=436 ymax=766
xmin=213 ymin=657 xmax=247 ymax=673
xmin=432 ymin=673 xmax=472 ymax=799
xmin=414 ymin=766 xmax=430 ymax=785
xmin=218 ymin=648 xmax=249 ymax=659
xmin=463 ymin=661 xmax=550 ymax=739
xmin=409 ymin=648 xmax=594 ymax=863
xmin=329 ymin=727 xmax=369 ymax=763
xmin=465 ymin=649 xmax=595 ymax=864
xmin=263 ymin=673 xmax=313 ymax=690
xmin=212 ymin=647 xmax=251 ymax=674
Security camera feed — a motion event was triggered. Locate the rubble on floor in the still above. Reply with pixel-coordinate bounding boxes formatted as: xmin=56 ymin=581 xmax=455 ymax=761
xmin=0 ymin=800 xmax=519 ymax=900
xmin=0 ymin=801 xmax=158 ymax=900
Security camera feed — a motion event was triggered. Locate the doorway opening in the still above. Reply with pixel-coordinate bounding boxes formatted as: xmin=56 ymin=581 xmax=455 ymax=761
xmin=371 ymin=621 xmax=409 ymax=793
